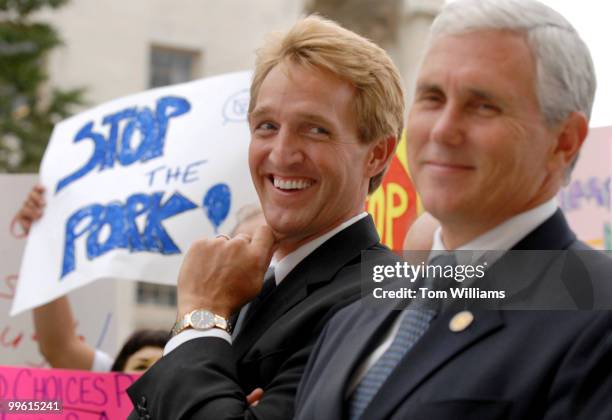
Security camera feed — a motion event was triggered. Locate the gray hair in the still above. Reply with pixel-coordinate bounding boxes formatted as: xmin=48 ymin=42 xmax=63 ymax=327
xmin=430 ymin=0 xmax=596 ymax=127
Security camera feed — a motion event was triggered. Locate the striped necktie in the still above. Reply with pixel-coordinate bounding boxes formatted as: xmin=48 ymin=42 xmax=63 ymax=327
xmin=348 ymin=253 xmax=457 ymax=419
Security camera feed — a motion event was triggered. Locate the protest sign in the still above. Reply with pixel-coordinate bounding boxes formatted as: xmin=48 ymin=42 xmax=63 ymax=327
xmin=367 ymin=132 xmax=419 ymax=250
xmin=11 ymin=71 xmax=419 ymax=315
xmin=0 ymin=174 xmax=118 ymax=366
xmin=557 ymin=126 xmax=612 ymax=250
xmin=0 ymin=365 xmax=137 ymax=419
xmin=11 ymin=71 xmax=258 ymax=315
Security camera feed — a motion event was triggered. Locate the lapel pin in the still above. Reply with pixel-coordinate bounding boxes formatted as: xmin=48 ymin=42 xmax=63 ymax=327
xmin=449 ymin=310 xmax=474 ymax=332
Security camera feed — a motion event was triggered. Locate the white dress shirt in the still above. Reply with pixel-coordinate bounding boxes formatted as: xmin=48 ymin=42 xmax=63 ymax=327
xmin=92 ymin=349 xmax=113 ymax=372
xmin=346 ymin=198 xmax=558 ymax=396
xmin=164 ymin=212 xmax=368 ymax=355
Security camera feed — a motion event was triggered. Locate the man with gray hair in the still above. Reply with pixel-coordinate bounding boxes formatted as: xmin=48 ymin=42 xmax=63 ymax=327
xmin=294 ymin=0 xmax=612 ymax=418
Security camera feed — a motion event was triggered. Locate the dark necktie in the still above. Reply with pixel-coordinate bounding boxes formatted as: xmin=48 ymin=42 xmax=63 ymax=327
xmin=232 ymin=267 xmax=276 ymax=337
xmin=348 ymin=253 xmax=457 ymax=420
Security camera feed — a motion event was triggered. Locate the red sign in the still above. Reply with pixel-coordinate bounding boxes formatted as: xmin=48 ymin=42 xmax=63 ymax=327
xmin=366 ymin=135 xmax=419 ymax=250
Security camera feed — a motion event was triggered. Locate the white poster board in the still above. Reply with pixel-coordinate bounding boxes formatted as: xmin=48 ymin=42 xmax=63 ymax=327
xmin=11 ymin=71 xmax=258 ymax=315
xmin=0 ymin=174 xmax=118 ymax=365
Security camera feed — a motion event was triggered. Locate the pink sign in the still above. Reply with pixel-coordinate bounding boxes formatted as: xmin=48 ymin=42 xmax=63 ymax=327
xmin=557 ymin=126 xmax=612 ymax=250
xmin=0 ymin=365 xmax=138 ymax=419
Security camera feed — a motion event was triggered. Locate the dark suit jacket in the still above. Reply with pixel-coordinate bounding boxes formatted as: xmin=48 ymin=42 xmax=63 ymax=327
xmin=295 ymin=210 xmax=612 ymax=420
xmin=127 ymin=215 xmax=401 ymax=419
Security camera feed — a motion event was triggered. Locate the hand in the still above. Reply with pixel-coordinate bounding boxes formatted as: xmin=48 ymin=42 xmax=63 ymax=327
xmin=176 ymin=225 xmax=277 ymax=319
xmin=11 ymin=185 xmax=46 ymax=237
xmin=246 ymin=388 xmax=264 ymax=407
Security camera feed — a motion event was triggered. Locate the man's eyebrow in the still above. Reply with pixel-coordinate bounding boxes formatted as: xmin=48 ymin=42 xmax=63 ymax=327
xmin=249 ymin=108 xmax=335 ymax=127
xmin=416 ymin=83 xmax=505 ymax=106
xmin=249 ymin=106 xmax=273 ymax=121
xmin=297 ymin=112 xmax=334 ymax=127
xmin=467 ymin=88 xmax=500 ymax=103
xmin=415 ymin=83 xmax=444 ymax=96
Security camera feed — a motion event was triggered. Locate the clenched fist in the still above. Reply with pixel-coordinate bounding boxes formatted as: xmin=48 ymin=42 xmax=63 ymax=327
xmin=176 ymin=225 xmax=277 ymax=319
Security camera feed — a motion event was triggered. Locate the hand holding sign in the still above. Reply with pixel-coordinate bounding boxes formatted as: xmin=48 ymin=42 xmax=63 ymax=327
xmin=11 ymin=185 xmax=45 ymax=238
xmin=176 ymin=225 xmax=277 ymax=319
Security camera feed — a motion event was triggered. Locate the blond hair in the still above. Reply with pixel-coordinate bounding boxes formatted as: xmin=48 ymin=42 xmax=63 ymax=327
xmin=249 ymin=15 xmax=405 ymax=193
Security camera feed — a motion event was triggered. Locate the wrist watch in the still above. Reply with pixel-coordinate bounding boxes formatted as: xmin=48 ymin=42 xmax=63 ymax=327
xmin=171 ymin=309 xmax=232 ymax=336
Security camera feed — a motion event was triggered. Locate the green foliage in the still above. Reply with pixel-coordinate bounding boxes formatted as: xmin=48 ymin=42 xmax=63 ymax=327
xmin=0 ymin=0 xmax=86 ymax=172
xmin=0 ymin=0 xmax=69 ymax=17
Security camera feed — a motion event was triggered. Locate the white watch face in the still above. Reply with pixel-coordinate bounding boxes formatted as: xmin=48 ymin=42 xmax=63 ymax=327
xmin=190 ymin=310 xmax=215 ymax=330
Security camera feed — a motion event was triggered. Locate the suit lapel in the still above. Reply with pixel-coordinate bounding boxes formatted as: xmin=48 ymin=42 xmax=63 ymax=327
xmin=314 ymin=306 xmax=398 ymax=420
xmin=512 ymin=209 xmax=575 ymax=251
xmin=360 ymin=309 xmax=504 ymax=420
xmin=233 ymin=215 xmax=381 ymax=360
xmin=483 ymin=210 xmax=577 ymax=305
xmin=233 ymin=269 xmax=308 ymax=360
xmin=357 ymin=210 xmax=576 ymax=419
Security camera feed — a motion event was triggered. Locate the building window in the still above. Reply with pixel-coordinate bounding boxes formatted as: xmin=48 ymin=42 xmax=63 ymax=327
xmin=149 ymin=46 xmax=199 ymax=88
xmin=139 ymin=46 xmax=198 ymax=307
xmin=136 ymin=282 xmax=177 ymax=307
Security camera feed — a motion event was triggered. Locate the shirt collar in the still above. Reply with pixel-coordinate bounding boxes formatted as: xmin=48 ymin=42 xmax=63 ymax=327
xmin=431 ymin=198 xmax=557 ymax=264
xmin=271 ymin=212 xmax=368 ymax=285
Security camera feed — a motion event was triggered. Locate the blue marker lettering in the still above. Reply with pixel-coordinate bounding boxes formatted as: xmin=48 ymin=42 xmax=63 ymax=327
xmin=55 ymin=96 xmax=191 ymax=193
xmin=61 ymin=191 xmax=197 ymax=278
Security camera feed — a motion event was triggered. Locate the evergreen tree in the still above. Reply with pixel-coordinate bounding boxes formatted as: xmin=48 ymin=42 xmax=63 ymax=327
xmin=0 ymin=0 xmax=85 ymax=172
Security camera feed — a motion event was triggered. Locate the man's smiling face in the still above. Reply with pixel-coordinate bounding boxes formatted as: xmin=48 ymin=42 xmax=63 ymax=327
xmin=248 ymin=61 xmax=375 ymax=257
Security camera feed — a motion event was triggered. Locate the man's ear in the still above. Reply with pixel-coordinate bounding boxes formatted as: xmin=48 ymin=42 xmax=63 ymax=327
xmin=403 ymin=212 xmax=439 ymax=252
xmin=548 ymin=111 xmax=588 ymax=173
xmin=366 ymin=136 xmax=398 ymax=177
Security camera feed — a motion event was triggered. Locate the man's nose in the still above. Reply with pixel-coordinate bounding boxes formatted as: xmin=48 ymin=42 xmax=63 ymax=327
xmin=430 ymin=104 xmax=465 ymax=146
xmin=269 ymin=128 xmax=304 ymax=167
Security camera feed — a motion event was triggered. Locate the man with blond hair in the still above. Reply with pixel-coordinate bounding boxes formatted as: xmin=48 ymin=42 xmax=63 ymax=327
xmin=128 ymin=15 xmax=405 ymax=419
